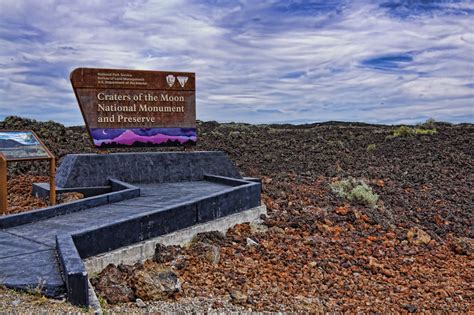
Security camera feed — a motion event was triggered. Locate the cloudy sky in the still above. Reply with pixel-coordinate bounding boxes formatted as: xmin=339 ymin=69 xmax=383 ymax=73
xmin=0 ymin=0 xmax=473 ymax=125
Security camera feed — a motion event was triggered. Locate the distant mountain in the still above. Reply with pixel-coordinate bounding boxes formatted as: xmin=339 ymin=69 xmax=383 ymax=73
xmin=0 ymin=139 xmax=26 ymax=148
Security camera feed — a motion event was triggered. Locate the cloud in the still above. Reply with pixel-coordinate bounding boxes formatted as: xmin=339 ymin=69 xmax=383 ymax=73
xmin=0 ymin=0 xmax=472 ymax=125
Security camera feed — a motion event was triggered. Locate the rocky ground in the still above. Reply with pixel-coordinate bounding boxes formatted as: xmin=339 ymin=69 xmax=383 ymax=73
xmin=1 ymin=116 xmax=473 ymax=313
xmin=0 ymin=286 xmax=86 ymax=313
xmin=4 ymin=175 xmax=84 ymax=215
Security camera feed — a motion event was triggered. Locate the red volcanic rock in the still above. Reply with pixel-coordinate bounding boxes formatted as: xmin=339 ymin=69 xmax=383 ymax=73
xmin=91 ymin=265 xmax=135 ymax=304
xmin=131 ymin=264 xmax=181 ymax=301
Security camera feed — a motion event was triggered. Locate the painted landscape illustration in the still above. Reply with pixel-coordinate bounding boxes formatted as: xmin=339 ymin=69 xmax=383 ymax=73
xmin=90 ymin=128 xmax=197 ymax=148
xmin=0 ymin=131 xmax=48 ymax=160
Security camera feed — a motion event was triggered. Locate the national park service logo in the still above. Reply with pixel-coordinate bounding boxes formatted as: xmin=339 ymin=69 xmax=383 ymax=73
xmin=166 ymin=75 xmax=175 ymax=87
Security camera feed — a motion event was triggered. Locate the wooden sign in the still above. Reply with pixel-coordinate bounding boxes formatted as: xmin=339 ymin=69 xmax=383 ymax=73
xmin=70 ymin=68 xmax=196 ymax=148
xmin=0 ymin=131 xmax=56 ymax=214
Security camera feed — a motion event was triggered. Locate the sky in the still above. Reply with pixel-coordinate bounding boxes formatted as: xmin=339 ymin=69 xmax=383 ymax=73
xmin=0 ymin=0 xmax=473 ymax=126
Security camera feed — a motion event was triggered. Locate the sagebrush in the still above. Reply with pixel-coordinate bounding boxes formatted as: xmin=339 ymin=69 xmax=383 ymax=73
xmin=330 ymin=178 xmax=379 ymax=208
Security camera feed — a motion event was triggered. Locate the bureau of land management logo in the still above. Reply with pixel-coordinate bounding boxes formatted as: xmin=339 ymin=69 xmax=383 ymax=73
xmin=177 ymin=76 xmax=188 ymax=88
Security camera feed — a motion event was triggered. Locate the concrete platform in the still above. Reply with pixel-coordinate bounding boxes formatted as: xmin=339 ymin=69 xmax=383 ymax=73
xmin=0 ymin=151 xmax=262 ymax=307
xmin=0 ymin=231 xmax=64 ymax=296
xmin=6 ymin=181 xmax=230 ymax=247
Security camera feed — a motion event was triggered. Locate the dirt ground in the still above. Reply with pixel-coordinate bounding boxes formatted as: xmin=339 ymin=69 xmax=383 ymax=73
xmin=1 ymin=116 xmax=473 ymax=312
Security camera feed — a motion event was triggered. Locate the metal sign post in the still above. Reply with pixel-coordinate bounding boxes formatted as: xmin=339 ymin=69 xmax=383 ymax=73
xmin=49 ymin=157 xmax=56 ymax=206
xmin=0 ymin=153 xmax=7 ymax=214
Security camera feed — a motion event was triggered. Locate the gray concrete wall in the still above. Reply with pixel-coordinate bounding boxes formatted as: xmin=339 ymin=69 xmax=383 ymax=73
xmin=56 ymin=151 xmax=242 ymax=188
xmin=84 ymin=205 xmax=266 ymax=274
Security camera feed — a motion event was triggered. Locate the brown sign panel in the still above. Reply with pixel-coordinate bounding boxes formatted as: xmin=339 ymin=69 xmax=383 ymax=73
xmin=70 ymin=68 xmax=196 ymax=148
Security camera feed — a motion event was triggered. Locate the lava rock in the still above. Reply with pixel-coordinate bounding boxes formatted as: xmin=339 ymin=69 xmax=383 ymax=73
xmin=192 ymin=231 xmax=227 ymax=245
xmin=91 ymin=264 xmax=135 ymax=304
xmin=135 ymin=298 xmax=146 ymax=308
xmin=407 ymin=227 xmax=431 ymax=245
xmin=230 ymin=290 xmax=247 ymax=304
xmin=403 ymin=304 xmax=418 ymax=313
xmin=131 ymin=265 xmax=181 ymax=301
xmin=449 ymin=236 xmax=474 ymax=255
xmin=57 ymin=192 xmax=84 ymax=204
xmin=189 ymin=242 xmax=221 ymax=265
xmin=153 ymin=244 xmax=182 ymax=263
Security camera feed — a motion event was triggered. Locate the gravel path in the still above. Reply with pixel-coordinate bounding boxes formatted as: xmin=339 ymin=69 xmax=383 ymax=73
xmin=106 ymin=297 xmax=249 ymax=313
xmin=0 ymin=288 xmax=249 ymax=314
xmin=0 ymin=287 xmax=88 ymax=313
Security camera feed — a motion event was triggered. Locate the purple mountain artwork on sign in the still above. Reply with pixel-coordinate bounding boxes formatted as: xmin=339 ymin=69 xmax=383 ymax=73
xmin=90 ymin=128 xmax=197 ymax=148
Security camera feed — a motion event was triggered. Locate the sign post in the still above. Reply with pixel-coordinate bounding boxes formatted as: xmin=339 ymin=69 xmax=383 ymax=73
xmin=49 ymin=157 xmax=56 ymax=206
xmin=0 ymin=153 xmax=7 ymax=214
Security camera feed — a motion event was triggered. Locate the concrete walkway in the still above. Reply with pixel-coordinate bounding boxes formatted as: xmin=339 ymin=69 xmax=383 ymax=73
xmin=0 ymin=181 xmax=230 ymax=296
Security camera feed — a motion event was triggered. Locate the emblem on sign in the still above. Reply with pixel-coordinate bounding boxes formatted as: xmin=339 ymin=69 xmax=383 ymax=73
xmin=177 ymin=76 xmax=188 ymax=88
xmin=166 ymin=75 xmax=175 ymax=87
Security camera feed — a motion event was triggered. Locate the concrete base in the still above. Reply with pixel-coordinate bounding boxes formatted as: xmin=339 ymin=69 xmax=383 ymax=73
xmin=84 ymin=205 xmax=266 ymax=274
xmin=56 ymin=152 xmax=243 ymax=188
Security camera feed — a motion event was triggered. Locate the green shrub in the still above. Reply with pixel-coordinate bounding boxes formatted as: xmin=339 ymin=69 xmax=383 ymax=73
xmin=366 ymin=144 xmax=376 ymax=152
xmin=389 ymin=124 xmax=437 ymax=138
xmin=349 ymin=183 xmax=379 ymax=208
xmin=330 ymin=178 xmax=379 ymax=208
xmin=330 ymin=179 xmax=353 ymax=198
xmin=392 ymin=125 xmax=415 ymax=137
xmin=414 ymin=128 xmax=437 ymax=135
